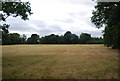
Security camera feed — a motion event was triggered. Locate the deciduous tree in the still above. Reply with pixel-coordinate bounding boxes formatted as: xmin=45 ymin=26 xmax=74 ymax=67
xmin=91 ymin=2 xmax=120 ymax=49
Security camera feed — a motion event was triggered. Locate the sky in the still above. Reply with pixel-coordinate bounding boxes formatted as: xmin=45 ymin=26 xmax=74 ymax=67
xmin=2 ymin=0 xmax=104 ymax=38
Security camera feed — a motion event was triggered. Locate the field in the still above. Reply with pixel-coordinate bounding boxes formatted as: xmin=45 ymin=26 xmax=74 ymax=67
xmin=2 ymin=44 xmax=119 ymax=79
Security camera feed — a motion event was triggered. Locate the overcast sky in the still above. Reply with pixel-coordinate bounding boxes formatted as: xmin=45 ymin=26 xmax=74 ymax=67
xmin=2 ymin=0 xmax=104 ymax=38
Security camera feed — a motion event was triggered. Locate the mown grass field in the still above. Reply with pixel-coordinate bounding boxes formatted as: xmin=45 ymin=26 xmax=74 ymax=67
xmin=2 ymin=44 xmax=119 ymax=79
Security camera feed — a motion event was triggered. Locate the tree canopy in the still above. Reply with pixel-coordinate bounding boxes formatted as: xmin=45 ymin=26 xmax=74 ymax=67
xmin=0 ymin=1 xmax=32 ymax=44
xmin=79 ymin=33 xmax=91 ymax=44
xmin=1 ymin=1 xmax=32 ymax=21
xmin=91 ymin=2 xmax=120 ymax=49
xmin=27 ymin=34 xmax=39 ymax=44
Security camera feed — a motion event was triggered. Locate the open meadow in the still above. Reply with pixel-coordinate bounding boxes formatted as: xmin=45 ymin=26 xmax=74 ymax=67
xmin=2 ymin=44 xmax=119 ymax=79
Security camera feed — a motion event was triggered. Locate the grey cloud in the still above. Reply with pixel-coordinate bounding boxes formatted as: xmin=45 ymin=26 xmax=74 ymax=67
xmin=49 ymin=24 xmax=63 ymax=30
xmin=68 ymin=12 xmax=86 ymax=18
xmin=67 ymin=1 xmax=95 ymax=20
xmin=56 ymin=18 xmax=74 ymax=23
xmin=68 ymin=10 xmax=92 ymax=19
xmin=6 ymin=17 xmax=47 ymax=32
xmin=5 ymin=17 xmax=65 ymax=37
xmin=37 ymin=28 xmax=53 ymax=36
xmin=27 ymin=19 xmax=47 ymax=27
xmin=78 ymin=12 xmax=89 ymax=17
xmin=49 ymin=24 xmax=64 ymax=32
xmin=68 ymin=13 xmax=77 ymax=18
xmin=85 ymin=18 xmax=96 ymax=28
xmin=72 ymin=29 xmax=103 ymax=37
xmin=84 ymin=30 xmax=103 ymax=37
xmin=36 ymin=24 xmax=64 ymax=36
xmin=9 ymin=24 xmax=30 ymax=32
xmin=3 ymin=0 xmax=100 ymax=38
xmin=59 ymin=0 xmax=95 ymax=7
xmin=6 ymin=18 xmax=30 ymax=32
xmin=68 ymin=12 xmax=96 ymax=28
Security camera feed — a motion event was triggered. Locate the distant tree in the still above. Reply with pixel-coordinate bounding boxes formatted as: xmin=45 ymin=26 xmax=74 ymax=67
xmin=27 ymin=37 xmax=31 ymax=44
xmin=40 ymin=34 xmax=60 ymax=44
xmin=70 ymin=34 xmax=79 ymax=44
xmin=59 ymin=35 xmax=64 ymax=44
xmin=63 ymin=31 xmax=79 ymax=44
xmin=63 ymin=31 xmax=72 ymax=44
xmin=2 ymin=24 xmax=23 ymax=44
xmin=87 ymin=37 xmax=103 ymax=44
xmin=9 ymin=33 xmax=21 ymax=44
xmin=79 ymin=33 xmax=92 ymax=44
xmin=39 ymin=36 xmax=47 ymax=44
xmin=27 ymin=34 xmax=39 ymax=44
xmin=20 ymin=34 xmax=27 ymax=44
xmin=47 ymin=34 xmax=60 ymax=44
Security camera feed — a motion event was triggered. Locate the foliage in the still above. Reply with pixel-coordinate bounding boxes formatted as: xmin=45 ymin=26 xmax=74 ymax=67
xmin=87 ymin=37 xmax=103 ymax=44
xmin=2 ymin=33 xmax=21 ymax=45
xmin=2 ymin=24 xmax=10 ymax=45
xmin=79 ymin=33 xmax=92 ymax=44
xmin=63 ymin=31 xmax=79 ymax=44
xmin=1 ymin=1 xmax=32 ymax=45
xmin=20 ymin=34 xmax=27 ymax=44
xmin=1 ymin=24 xmax=10 ymax=35
xmin=9 ymin=33 xmax=21 ymax=44
xmin=2 ymin=31 xmax=103 ymax=45
xmin=27 ymin=34 xmax=39 ymax=44
xmin=40 ymin=34 xmax=60 ymax=44
xmin=91 ymin=2 xmax=120 ymax=49
xmin=1 ymin=2 xmax=32 ymax=21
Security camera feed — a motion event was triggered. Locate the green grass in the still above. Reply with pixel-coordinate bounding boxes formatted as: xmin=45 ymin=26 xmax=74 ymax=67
xmin=2 ymin=44 xmax=119 ymax=79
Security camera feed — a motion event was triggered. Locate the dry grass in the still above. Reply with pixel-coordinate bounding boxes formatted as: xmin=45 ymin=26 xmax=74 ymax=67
xmin=2 ymin=44 xmax=119 ymax=79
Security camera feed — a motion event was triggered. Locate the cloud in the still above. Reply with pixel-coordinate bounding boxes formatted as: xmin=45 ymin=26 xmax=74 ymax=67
xmin=71 ymin=29 xmax=103 ymax=37
xmin=36 ymin=24 xmax=64 ymax=36
xmin=6 ymin=17 xmax=47 ymax=32
xmin=56 ymin=18 xmax=74 ymax=23
xmin=27 ymin=19 xmax=47 ymax=28
xmin=1 ymin=0 xmax=103 ymax=38
xmin=6 ymin=17 xmax=64 ymax=37
xmin=58 ymin=0 xmax=95 ymax=7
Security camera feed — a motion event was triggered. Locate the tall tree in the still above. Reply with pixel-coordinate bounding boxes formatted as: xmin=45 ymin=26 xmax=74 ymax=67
xmin=91 ymin=2 xmax=120 ymax=49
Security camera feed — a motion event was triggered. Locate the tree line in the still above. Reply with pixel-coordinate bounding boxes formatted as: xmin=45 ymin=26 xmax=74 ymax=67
xmin=2 ymin=29 xmax=103 ymax=45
